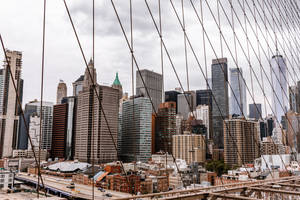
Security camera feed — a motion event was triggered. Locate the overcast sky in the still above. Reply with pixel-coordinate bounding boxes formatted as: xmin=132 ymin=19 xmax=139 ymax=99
xmin=1 ymin=0 xmax=299 ymax=117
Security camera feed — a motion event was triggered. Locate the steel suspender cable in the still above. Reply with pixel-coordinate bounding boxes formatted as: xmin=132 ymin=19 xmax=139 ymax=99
xmin=213 ymin=0 xmax=298 ymax=163
xmin=62 ymin=0 xmax=132 ymax=189
xmin=91 ymin=0 xmax=95 ymax=199
xmin=110 ymin=0 xmax=186 ymax=188
xmin=200 ymin=0 xmax=208 ymax=90
xmin=38 ymin=0 xmax=46 ymax=197
xmin=181 ymin=0 xmax=189 ymax=92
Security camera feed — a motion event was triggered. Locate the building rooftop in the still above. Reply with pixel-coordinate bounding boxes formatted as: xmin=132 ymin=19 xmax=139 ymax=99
xmin=113 ymin=72 xmax=122 ymax=86
xmin=46 ymin=161 xmax=91 ymax=172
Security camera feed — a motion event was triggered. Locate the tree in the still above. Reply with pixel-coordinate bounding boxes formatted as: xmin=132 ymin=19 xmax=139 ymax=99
xmin=205 ymin=160 xmax=229 ymax=176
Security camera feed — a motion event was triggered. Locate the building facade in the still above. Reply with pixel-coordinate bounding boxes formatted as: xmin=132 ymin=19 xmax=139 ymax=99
xmin=62 ymin=96 xmax=77 ymax=160
xmin=229 ymin=68 xmax=247 ymax=116
xmin=172 ymin=132 xmax=206 ymax=164
xmin=224 ymin=117 xmax=260 ymax=167
xmin=120 ymin=97 xmax=152 ymax=162
xmin=177 ymin=91 xmax=196 ymax=120
xmin=72 ymin=75 xmax=84 ymax=96
xmin=136 ymin=69 xmax=162 ymax=112
xmin=289 ymin=81 xmax=300 ymax=113
xmin=18 ymin=101 xmax=53 ymax=151
xmin=165 ymin=90 xmax=181 ymax=113
xmin=249 ymin=103 xmax=262 ymax=120
xmin=51 ymin=103 xmax=68 ymax=159
xmin=0 ymin=50 xmax=23 ymax=158
xmin=155 ymin=102 xmax=176 ymax=154
xmin=28 ymin=115 xmax=41 ymax=150
xmin=75 ymin=61 xmax=119 ymax=163
xmin=212 ymin=58 xmax=229 ymax=149
xmin=195 ymin=105 xmax=210 ymax=139
xmin=56 ymin=80 xmax=67 ymax=104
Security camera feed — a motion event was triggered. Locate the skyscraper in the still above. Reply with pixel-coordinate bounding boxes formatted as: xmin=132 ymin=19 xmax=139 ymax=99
xmin=155 ymin=102 xmax=176 ymax=154
xmin=211 ymin=58 xmax=229 ymax=149
xmin=224 ymin=117 xmax=259 ymax=167
xmin=120 ymin=97 xmax=152 ymax=162
xmin=136 ymin=69 xmax=162 ymax=112
xmin=229 ymin=68 xmax=246 ymax=116
xmin=0 ymin=50 xmax=23 ymax=158
xmin=74 ymin=60 xmax=119 ymax=163
xmin=56 ymin=80 xmax=67 ymax=104
xmin=271 ymin=55 xmax=288 ymax=124
xmin=249 ymin=103 xmax=262 ymax=120
xmin=17 ymin=100 xmax=53 ymax=150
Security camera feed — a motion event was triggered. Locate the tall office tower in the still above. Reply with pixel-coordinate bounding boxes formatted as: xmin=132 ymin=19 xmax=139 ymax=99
xmin=27 ymin=114 xmax=40 ymax=150
xmin=120 ymin=97 xmax=152 ymax=162
xmin=211 ymin=58 xmax=229 ymax=149
xmin=72 ymin=75 xmax=84 ymax=96
xmin=177 ymin=91 xmax=196 ymax=120
xmin=155 ymin=102 xmax=176 ymax=154
xmin=0 ymin=50 xmax=23 ymax=158
xmin=61 ymin=96 xmax=77 ymax=160
xmin=136 ymin=69 xmax=162 ymax=112
xmin=286 ymin=111 xmax=300 ymax=153
xmin=17 ymin=100 xmax=53 ymax=150
xmin=289 ymin=81 xmax=300 ymax=113
xmin=112 ymin=72 xmax=123 ymax=100
xmin=249 ymin=103 xmax=262 ymax=120
xmin=0 ymin=69 xmax=4 ymax=114
xmin=51 ymin=104 xmax=68 ymax=159
xmin=224 ymin=117 xmax=260 ymax=167
xmin=56 ymin=80 xmax=67 ymax=104
xmin=229 ymin=68 xmax=246 ymax=116
xmin=165 ymin=90 xmax=181 ymax=113
xmin=195 ymin=105 xmax=210 ymax=139
xmin=271 ymin=55 xmax=288 ymax=124
xmin=75 ymin=62 xmax=119 ymax=164
xmin=172 ymin=132 xmax=206 ymax=164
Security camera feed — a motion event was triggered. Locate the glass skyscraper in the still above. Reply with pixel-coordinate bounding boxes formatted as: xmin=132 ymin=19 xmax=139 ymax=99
xmin=212 ymin=58 xmax=229 ymax=149
xmin=120 ymin=97 xmax=152 ymax=162
xmin=271 ymin=55 xmax=288 ymax=124
xmin=229 ymin=68 xmax=246 ymax=116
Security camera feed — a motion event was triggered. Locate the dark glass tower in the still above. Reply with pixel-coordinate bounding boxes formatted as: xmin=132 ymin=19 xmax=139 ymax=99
xmin=211 ymin=58 xmax=229 ymax=149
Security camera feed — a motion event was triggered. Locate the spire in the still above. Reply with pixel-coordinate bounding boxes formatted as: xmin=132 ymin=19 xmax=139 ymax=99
xmin=113 ymin=72 xmax=122 ymax=86
xmin=88 ymin=58 xmax=94 ymax=67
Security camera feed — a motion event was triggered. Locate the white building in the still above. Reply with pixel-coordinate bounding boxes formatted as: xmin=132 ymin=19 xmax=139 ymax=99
xmin=195 ymin=105 xmax=210 ymax=139
xmin=271 ymin=55 xmax=288 ymax=125
xmin=0 ymin=170 xmax=14 ymax=189
xmin=261 ymin=154 xmax=291 ymax=171
xmin=28 ymin=115 xmax=40 ymax=150
xmin=0 ymin=50 xmax=23 ymax=158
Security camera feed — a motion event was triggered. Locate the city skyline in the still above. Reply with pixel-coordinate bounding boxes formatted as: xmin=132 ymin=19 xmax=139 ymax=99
xmin=1 ymin=0 xmax=294 ymax=119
